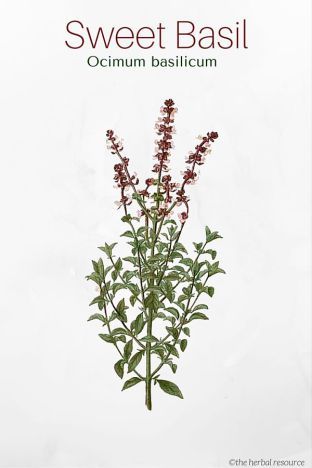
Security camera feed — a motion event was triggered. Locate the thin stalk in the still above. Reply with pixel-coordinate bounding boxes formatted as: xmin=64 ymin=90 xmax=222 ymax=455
xmin=123 ymin=206 xmax=148 ymax=319
xmin=145 ymin=217 xmax=157 ymax=410
xmin=154 ymin=200 xmax=177 ymax=245
xmin=111 ymin=142 xmax=152 ymax=221
xmin=145 ymin=306 xmax=153 ymax=410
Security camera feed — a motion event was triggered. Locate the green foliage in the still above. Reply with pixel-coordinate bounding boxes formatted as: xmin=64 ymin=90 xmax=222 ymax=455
xmin=157 ymin=379 xmax=184 ymax=399
xmin=128 ymin=351 xmax=144 ymax=372
xmin=122 ymin=377 xmax=142 ymax=390
xmin=87 ymin=221 xmax=224 ymax=409
xmin=180 ymin=339 xmax=188 ymax=352
xmin=114 ymin=359 xmax=125 ymax=379
xmin=87 ymin=313 xmax=106 ymax=323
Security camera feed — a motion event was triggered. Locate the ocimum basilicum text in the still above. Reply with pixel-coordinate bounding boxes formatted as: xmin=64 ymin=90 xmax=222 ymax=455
xmin=87 ymin=55 xmax=217 ymax=68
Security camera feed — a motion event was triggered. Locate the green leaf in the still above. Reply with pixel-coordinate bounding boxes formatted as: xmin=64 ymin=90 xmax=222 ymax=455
xmin=188 ymin=312 xmax=209 ymax=322
xmin=136 ymin=226 xmax=146 ymax=237
xmin=164 ymin=316 xmax=175 ymax=325
xmin=114 ymin=359 xmax=125 ymax=379
xmin=115 ymin=258 xmax=123 ymax=272
xmin=165 ymin=307 xmax=180 ymax=319
xmin=86 ymin=272 xmax=102 ymax=286
xmin=144 ymin=291 xmax=159 ymax=310
xmin=104 ymin=266 xmax=113 ymax=277
xmin=123 ymin=339 xmax=133 ymax=361
xmin=166 ymin=271 xmax=181 ymax=281
xmin=180 ymin=258 xmax=193 ymax=267
xmin=175 ymin=301 xmax=185 ymax=312
xmin=89 ymin=296 xmax=104 ymax=306
xmin=196 ymin=270 xmax=207 ymax=280
xmin=158 ymin=311 xmax=167 ymax=320
xmin=111 ymin=327 xmax=130 ymax=336
xmin=182 ymin=327 xmax=190 ymax=337
xmin=141 ymin=335 xmax=159 ymax=343
xmin=92 ymin=260 xmax=99 ymax=273
xmin=130 ymin=295 xmax=137 ymax=307
xmin=152 ymin=347 xmax=165 ymax=360
xmin=205 ymin=226 xmax=211 ymax=238
xmin=98 ymin=242 xmax=118 ymax=258
xmin=194 ymin=282 xmax=204 ymax=293
xmin=121 ymin=230 xmax=134 ymax=238
xmin=180 ymin=339 xmax=187 ymax=352
xmin=206 ymin=249 xmax=217 ymax=260
xmin=99 ymin=333 xmax=114 ymax=343
xmin=116 ymin=335 xmax=126 ymax=343
xmin=192 ymin=304 xmax=208 ymax=312
xmin=166 ymin=326 xmax=179 ymax=340
xmin=165 ymin=343 xmax=179 ymax=358
xmin=149 ymin=253 xmax=165 ymax=262
xmin=182 ymin=285 xmax=193 ymax=298
xmin=193 ymin=242 xmax=203 ymax=252
xmin=157 ymin=379 xmax=183 ymax=399
xmin=124 ymin=256 xmax=138 ymax=266
xmin=87 ymin=313 xmax=106 ymax=322
xmin=128 ymin=351 xmax=144 ymax=372
xmin=169 ymin=251 xmax=183 ymax=260
xmin=208 ymin=287 xmax=214 ymax=297
xmin=208 ymin=261 xmax=226 ymax=276
xmin=206 ymin=231 xmax=223 ymax=242
xmin=167 ymin=361 xmax=177 ymax=374
xmin=128 ymin=284 xmax=140 ymax=296
xmin=116 ymin=298 xmax=128 ymax=321
xmin=112 ymin=283 xmax=126 ymax=295
xmin=174 ymin=242 xmax=188 ymax=254
xmin=122 ymin=377 xmax=142 ymax=391
xmin=162 ymin=280 xmax=174 ymax=303
xmin=177 ymin=294 xmax=188 ymax=303
xmin=123 ymin=270 xmax=136 ymax=282
xmin=134 ymin=312 xmax=145 ymax=335
xmin=121 ymin=214 xmax=132 ymax=223
xmin=97 ymin=258 xmax=104 ymax=278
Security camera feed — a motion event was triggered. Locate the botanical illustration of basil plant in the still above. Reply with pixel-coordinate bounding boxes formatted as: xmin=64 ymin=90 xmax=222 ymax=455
xmin=87 ymin=99 xmax=225 ymax=410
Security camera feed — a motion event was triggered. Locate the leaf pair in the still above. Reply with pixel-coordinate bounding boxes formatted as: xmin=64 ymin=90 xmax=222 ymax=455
xmin=122 ymin=378 xmax=183 ymax=400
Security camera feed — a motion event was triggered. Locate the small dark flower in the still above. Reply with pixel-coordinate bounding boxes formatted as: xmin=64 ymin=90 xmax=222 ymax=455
xmin=164 ymin=99 xmax=174 ymax=107
xmin=208 ymin=131 xmax=218 ymax=142
xmin=178 ymin=212 xmax=188 ymax=223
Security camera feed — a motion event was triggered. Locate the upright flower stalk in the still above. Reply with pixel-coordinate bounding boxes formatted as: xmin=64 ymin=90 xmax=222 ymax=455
xmin=87 ymin=100 xmax=225 ymax=410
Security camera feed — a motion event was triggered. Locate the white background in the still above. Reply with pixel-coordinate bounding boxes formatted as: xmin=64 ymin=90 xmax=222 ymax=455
xmin=0 ymin=1 xmax=311 ymax=467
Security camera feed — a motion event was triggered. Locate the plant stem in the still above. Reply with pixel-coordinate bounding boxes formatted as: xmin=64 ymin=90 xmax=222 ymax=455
xmin=123 ymin=206 xmax=148 ymax=319
xmin=145 ymin=217 xmax=157 ymax=410
xmin=145 ymin=307 xmax=152 ymax=410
